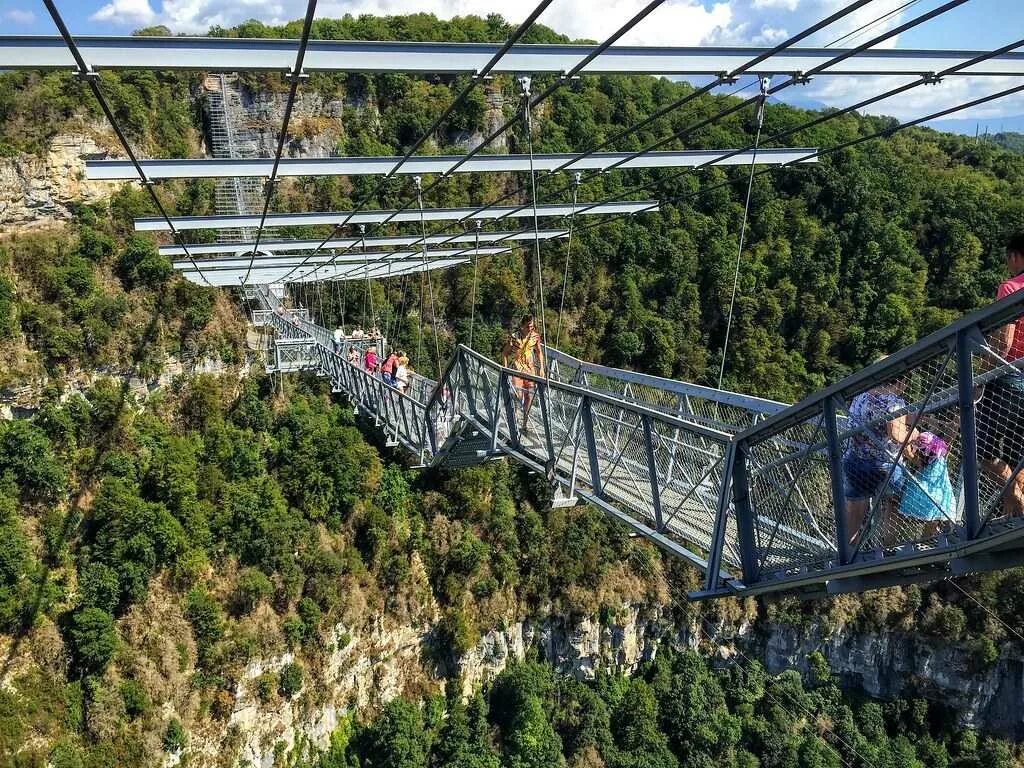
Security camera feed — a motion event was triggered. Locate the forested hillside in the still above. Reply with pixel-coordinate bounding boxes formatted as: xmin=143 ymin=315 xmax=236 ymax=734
xmin=2 ymin=12 xmax=1024 ymax=768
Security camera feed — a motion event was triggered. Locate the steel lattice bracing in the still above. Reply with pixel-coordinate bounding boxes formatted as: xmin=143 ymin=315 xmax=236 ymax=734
xmin=5 ymin=37 xmax=1024 ymax=76
xmin=251 ymin=286 xmax=1024 ymax=599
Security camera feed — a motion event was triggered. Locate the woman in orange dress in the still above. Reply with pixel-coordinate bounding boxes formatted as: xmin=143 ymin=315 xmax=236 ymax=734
xmin=502 ymin=315 xmax=544 ymax=430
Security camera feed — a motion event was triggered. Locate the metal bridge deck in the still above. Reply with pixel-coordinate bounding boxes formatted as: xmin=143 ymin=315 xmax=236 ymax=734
xmin=251 ymin=286 xmax=1024 ymax=600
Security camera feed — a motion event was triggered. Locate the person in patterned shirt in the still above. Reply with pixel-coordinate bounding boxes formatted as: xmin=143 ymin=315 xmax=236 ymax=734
xmin=503 ymin=315 xmax=545 ymax=433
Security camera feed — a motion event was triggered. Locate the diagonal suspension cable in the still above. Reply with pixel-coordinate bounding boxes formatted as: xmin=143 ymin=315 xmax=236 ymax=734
xmin=241 ymin=0 xmax=318 ymax=285
xmin=40 ymin=0 xmax=213 ymax=287
xmin=412 ymin=0 xmax=917 ymax=252
xmin=276 ymin=0 xmax=554 ymax=285
xmin=293 ymin=0 xmax=668 ymax=288
xmin=544 ymin=0 xmax=877 ymax=179
xmin=718 ymin=77 xmax=769 ymax=390
xmin=542 ymin=0 xmax=970 ymax=224
xmin=565 ymin=35 xmax=1024 ymax=241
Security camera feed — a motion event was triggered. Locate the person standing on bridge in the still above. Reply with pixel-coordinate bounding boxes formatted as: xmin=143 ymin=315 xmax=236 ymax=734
xmin=503 ymin=315 xmax=544 ymax=433
xmin=842 ymin=375 xmax=917 ymax=548
xmin=332 ymin=326 xmax=344 ymax=353
xmin=976 ymin=232 xmax=1024 ymax=519
xmin=381 ymin=348 xmax=399 ymax=387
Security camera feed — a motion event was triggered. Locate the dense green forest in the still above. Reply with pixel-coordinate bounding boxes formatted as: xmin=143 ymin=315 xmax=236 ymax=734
xmin=2 ymin=11 xmax=1024 ymax=768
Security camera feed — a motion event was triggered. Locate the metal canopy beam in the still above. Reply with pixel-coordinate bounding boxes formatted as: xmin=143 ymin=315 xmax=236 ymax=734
xmin=160 ymin=228 xmax=567 ymax=257
xmin=173 ymin=245 xmax=512 ymax=271
xmin=181 ymin=254 xmax=479 ymax=286
xmin=5 ymin=37 xmax=1024 ymax=77
xmin=135 ymin=200 xmax=660 ymax=232
xmin=87 ymin=149 xmax=818 ymax=180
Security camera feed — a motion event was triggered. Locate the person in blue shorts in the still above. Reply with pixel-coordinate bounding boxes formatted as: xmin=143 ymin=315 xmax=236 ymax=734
xmin=842 ymin=379 xmax=918 ymax=547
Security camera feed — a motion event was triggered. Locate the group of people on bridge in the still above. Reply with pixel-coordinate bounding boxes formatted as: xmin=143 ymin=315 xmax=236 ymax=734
xmin=842 ymin=233 xmax=1024 ymax=547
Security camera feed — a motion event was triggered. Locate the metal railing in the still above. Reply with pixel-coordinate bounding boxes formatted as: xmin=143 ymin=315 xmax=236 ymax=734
xmin=252 ymin=285 xmax=1024 ymax=599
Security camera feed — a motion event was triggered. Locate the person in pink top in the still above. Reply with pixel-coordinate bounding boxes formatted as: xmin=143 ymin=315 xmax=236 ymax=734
xmin=364 ymin=346 xmax=380 ymax=374
xmin=976 ymin=233 xmax=1024 ymax=518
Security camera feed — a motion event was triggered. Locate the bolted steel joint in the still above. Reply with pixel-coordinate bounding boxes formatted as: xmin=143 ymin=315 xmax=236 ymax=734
xmin=72 ymin=68 xmax=100 ymax=83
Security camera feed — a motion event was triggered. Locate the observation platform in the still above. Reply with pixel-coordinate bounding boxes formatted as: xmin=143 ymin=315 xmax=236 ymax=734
xmin=250 ymin=286 xmax=1024 ymax=600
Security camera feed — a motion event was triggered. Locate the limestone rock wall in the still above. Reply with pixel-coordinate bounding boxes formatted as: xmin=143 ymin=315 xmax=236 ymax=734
xmin=0 ymin=134 xmax=116 ymax=232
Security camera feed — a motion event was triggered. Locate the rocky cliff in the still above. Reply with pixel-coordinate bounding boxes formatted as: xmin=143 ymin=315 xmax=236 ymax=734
xmin=0 ymin=133 xmax=114 ymax=233
xmin=157 ymin=605 xmax=1022 ymax=767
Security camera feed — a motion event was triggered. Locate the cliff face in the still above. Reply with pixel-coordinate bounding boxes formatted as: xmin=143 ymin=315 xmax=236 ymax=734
xmin=763 ymin=624 xmax=1024 ymax=734
xmin=0 ymin=133 xmax=114 ymax=232
xmin=167 ymin=606 xmax=1023 ymax=767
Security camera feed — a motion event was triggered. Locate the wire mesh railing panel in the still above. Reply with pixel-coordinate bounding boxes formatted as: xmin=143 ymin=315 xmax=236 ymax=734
xmin=745 ymin=413 xmax=837 ymax=574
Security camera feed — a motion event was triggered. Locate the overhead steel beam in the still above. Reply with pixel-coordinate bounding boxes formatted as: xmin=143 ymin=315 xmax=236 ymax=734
xmin=160 ymin=228 xmax=567 ymax=257
xmin=180 ymin=255 xmax=477 ymax=286
xmin=172 ymin=245 xmax=512 ymax=271
xmin=5 ymin=37 xmax=1024 ymax=77
xmin=87 ymin=149 xmax=818 ymax=180
xmin=135 ymin=200 xmax=660 ymax=232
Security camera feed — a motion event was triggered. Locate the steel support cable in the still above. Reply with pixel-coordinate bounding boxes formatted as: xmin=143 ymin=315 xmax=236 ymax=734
xmin=560 ymin=0 xmax=970 ymax=226
xmin=425 ymin=0 xmax=892 ymax=241
xmin=825 ymin=0 xmax=921 ymax=48
xmin=468 ymin=221 xmax=482 ymax=350
xmin=554 ymin=173 xmax=581 ymax=350
xmin=333 ymin=0 xmax=669 ymax=262
xmin=275 ymin=0 xmax=554 ymax=286
xmin=241 ymin=0 xmax=318 ymax=286
xmin=415 ymin=177 xmax=444 ymax=378
xmin=521 ymin=76 xmax=550 ymax=365
xmin=543 ymin=0 xmax=875 ymax=180
xmin=522 ymin=0 xmax=948 ymax=216
xmin=718 ymin=78 xmax=769 ymax=390
xmin=565 ymin=34 xmax=1024 ymax=245
xmin=650 ymin=65 xmax=1024 ymax=217
xmin=40 ymin=0 xmax=213 ymax=287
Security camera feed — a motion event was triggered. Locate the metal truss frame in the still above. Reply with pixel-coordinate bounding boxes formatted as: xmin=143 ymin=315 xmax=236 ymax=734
xmin=87 ymin=148 xmax=819 ymax=181
xmin=5 ymin=37 xmax=1024 ymax=77
xmin=180 ymin=252 xmax=483 ymax=285
xmin=160 ymin=228 xmax=568 ymax=257
xmin=135 ymin=201 xmax=660 ymax=233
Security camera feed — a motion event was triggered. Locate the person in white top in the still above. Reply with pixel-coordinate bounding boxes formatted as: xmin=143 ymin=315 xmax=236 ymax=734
xmin=332 ymin=327 xmax=344 ymax=353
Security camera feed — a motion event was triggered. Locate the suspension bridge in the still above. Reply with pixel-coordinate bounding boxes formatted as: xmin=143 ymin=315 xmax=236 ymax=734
xmin=9 ymin=0 xmax=1024 ymax=599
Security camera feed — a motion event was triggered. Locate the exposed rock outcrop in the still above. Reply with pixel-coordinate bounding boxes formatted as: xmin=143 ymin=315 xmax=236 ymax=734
xmin=0 ymin=134 xmax=116 ymax=232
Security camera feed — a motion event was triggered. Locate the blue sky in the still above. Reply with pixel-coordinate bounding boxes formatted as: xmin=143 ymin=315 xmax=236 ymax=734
xmin=2 ymin=0 xmax=1022 ymax=133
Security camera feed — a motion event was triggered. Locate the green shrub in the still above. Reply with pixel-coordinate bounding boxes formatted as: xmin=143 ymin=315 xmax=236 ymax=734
xmin=67 ymin=607 xmax=117 ymax=678
xmin=232 ymin=568 xmax=273 ymax=616
xmin=120 ymin=679 xmax=149 ymax=719
xmin=116 ymin=236 xmax=172 ymax=288
xmin=185 ymin=587 xmax=224 ymax=662
xmin=163 ymin=718 xmax=187 ymax=752
xmin=278 ymin=662 xmax=303 ymax=697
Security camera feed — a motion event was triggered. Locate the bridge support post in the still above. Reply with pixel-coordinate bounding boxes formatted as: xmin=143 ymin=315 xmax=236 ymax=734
xmin=957 ymin=328 xmax=982 ymax=539
xmin=732 ymin=442 xmax=760 ymax=586
xmin=580 ymin=396 xmax=603 ymax=497
xmin=704 ymin=441 xmax=734 ymax=592
xmin=499 ymin=371 xmax=520 ymax=447
xmin=823 ymin=395 xmax=851 ymax=565
xmin=641 ymin=415 xmax=664 ymax=531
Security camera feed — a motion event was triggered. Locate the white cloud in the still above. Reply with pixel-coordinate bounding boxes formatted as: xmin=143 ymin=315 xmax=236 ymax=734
xmin=752 ymin=0 xmax=799 ymax=11
xmin=753 ymin=25 xmax=788 ymax=44
xmin=88 ymin=0 xmax=733 ymax=42
xmin=90 ymin=0 xmax=157 ymax=25
xmin=805 ymin=74 xmax=1024 ymax=123
xmin=3 ymin=8 xmax=35 ymax=24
